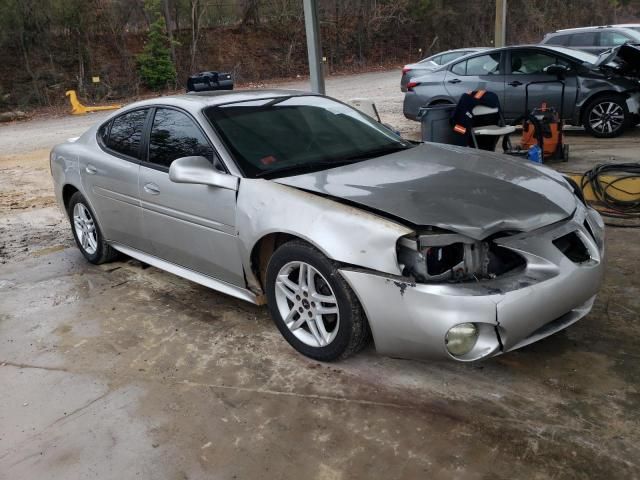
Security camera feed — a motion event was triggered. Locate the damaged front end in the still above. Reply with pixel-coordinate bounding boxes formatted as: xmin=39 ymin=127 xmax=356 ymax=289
xmin=396 ymin=228 xmax=525 ymax=284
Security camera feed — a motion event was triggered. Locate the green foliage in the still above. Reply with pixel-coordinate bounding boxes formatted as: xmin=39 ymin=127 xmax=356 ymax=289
xmin=137 ymin=0 xmax=176 ymax=90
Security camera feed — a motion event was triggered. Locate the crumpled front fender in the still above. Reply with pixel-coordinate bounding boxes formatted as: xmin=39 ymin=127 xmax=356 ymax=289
xmin=236 ymin=179 xmax=413 ymax=293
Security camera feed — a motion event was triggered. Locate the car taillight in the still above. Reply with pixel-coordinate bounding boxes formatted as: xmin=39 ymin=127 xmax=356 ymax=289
xmin=402 ymin=66 xmax=411 ymax=74
xmin=407 ymin=81 xmax=420 ymax=91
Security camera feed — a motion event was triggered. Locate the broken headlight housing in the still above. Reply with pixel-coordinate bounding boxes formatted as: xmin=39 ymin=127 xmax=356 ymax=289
xmin=397 ymin=229 xmax=525 ymax=283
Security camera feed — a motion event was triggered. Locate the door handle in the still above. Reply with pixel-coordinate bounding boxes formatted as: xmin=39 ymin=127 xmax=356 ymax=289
xmin=144 ymin=183 xmax=160 ymax=195
xmin=85 ymin=165 xmax=98 ymax=175
xmin=448 ymin=78 xmax=461 ymax=84
xmin=508 ymin=80 xmax=523 ymax=87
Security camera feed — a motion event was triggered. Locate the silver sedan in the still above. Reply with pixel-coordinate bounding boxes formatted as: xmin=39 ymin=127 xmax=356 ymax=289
xmin=50 ymin=91 xmax=605 ymax=362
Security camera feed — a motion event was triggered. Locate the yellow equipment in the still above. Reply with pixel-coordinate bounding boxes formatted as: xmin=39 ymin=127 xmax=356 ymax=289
xmin=65 ymin=90 xmax=122 ymax=115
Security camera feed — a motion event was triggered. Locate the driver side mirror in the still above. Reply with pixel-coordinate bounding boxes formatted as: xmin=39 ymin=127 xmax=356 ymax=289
xmin=169 ymin=156 xmax=238 ymax=190
xmin=544 ymin=64 xmax=569 ymax=78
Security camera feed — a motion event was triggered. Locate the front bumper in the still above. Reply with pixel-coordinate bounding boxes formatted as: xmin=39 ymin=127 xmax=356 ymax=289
xmin=340 ymin=205 xmax=605 ymax=361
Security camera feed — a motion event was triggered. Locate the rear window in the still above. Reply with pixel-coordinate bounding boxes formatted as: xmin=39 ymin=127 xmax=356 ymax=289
xmin=105 ymin=109 xmax=149 ymax=159
xmin=451 ymin=53 xmax=501 ymax=76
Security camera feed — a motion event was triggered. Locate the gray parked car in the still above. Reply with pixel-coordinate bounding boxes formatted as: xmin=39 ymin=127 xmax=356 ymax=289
xmin=403 ymin=44 xmax=640 ymax=137
xmin=401 ymin=48 xmax=488 ymax=91
xmin=51 ymin=90 xmax=605 ymax=362
xmin=541 ymin=25 xmax=640 ymax=54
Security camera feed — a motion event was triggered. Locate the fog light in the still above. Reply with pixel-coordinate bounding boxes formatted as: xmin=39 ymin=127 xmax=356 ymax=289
xmin=445 ymin=323 xmax=479 ymax=356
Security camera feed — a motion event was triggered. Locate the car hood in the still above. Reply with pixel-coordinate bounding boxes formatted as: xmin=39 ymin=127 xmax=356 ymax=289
xmin=594 ymin=43 xmax=640 ymax=75
xmin=274 ymin=143 xmax=577 ymax=240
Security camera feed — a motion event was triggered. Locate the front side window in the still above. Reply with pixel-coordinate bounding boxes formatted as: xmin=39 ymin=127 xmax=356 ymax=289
xmin=205 ymin=96 xmax=412 ymax=179
xmin=600 ymin=31 xmax=631 ymax=46
xmin=510 ymin=50 xmax=568 ymax=74
xmin=148 ymin=108 xmax=214 ymax=169
xmin=106 ymin=109 xmax=149 ymax=159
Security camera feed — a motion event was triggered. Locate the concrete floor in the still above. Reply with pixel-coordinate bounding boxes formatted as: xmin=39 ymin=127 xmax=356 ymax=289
xmin=1 ymin=70 xmax=639 ymax=479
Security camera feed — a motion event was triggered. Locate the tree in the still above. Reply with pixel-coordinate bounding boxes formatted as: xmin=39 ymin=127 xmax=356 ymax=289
xmin=137 ymin=0 xmax=176 ymax=90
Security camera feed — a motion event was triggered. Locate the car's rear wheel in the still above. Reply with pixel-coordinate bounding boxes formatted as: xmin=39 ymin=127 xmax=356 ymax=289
xmin=583 ymin=94 xmax=628 ymax=138
xmin=265 ymin=240 xmax=369 ymax=361
xmin=67 ymin=191 xmax=119 ymax=264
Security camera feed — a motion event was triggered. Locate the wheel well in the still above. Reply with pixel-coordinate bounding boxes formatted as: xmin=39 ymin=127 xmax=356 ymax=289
xmin=429 ymin=99 xmax=455 ymax=106
xmin=580 ymin=91 xmax=627 ymax=124
xmin=250 ymin=233 xmax=301 ymax=290
xmin=62 ymin=184 xmax=79 ymax=211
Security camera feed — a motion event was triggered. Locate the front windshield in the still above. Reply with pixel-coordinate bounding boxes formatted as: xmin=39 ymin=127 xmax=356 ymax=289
xmin=543 ymin=46 xmax=599 ymax=64
xmin=204 ymin=95 xmax=412 ymax=178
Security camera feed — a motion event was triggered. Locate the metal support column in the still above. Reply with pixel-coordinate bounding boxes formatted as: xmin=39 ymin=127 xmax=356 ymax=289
xmin=495 ymin=0 xmax=507 ymax=47
xmin=303 ymin=0 xmax=325 ymax=94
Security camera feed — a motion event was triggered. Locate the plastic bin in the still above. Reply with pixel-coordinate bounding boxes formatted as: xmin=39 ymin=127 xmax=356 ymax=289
xmin=419 ymin=104 xmax=466 ymax=146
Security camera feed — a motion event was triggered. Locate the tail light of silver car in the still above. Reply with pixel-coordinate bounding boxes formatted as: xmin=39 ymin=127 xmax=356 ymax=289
xmin=406 ymin=81 xmax=421 ymax=91
xmin=396 ymin=230 xmax=526 ymax=283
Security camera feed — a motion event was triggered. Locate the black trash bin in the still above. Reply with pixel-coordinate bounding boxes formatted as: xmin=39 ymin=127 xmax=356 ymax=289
xmin=186 ymin=71 xmax=234 ymax=93
xmin=418 ymin=104 xmax=466 ymax=146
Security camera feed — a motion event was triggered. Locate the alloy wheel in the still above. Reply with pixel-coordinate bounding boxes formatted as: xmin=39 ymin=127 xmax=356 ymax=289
xmin=588 ymin=101 xmax=624 ymax=135
xmin=274 ymin=261 xmax=340 ymax=348
xmin=73 ymin=203 xmax=98 ymax=255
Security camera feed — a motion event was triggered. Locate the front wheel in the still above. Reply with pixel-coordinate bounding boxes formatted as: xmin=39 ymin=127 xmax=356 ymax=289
xmin=265 ymin=240 xmax=369 ymax=361
xmin=583 ymin=95 xmax=629 ymax=138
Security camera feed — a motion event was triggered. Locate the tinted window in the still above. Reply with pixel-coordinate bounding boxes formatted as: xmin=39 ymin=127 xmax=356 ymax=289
xmin=106 ymin=109 xmax=148 ymax=158
xmin=204 ymin=96 xmax=412 ymax=179
xmin=510 ymin=50 xmax=567 ymax=74
xmin=462 ymin=53 xmax=501 ymax=75
xmin=569 ymin=32 xmax=598 ymax=46
xmin=451 ymin=60 xmax=466 ymax=75
xmin=545 ymin=33 xmax=571 ymax=46
xmin=421 ymin=54 xmax=441 ymax=65
xmin=440 ymin=52 xmax=465 ymax=64
xmin=97 ymin=121 xmax=111 ymax=146
xmin=148 ymin=108 xmax=214 ymax=169
xmin=600 ymin=31 xmax=631 ymax=46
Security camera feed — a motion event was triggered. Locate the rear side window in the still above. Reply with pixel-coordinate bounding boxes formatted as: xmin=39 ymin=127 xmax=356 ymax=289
xmin=147 ymin=108 xmax=214 ymax=169
xmin=545 ymin=33 xmax=571 ymax=46
xmin=97 ymin=121 xmax=110 ymax=146
xmin=106 ymin=109 xmax=149 ymax=159
xmin=452 ymin=53 xmax=501 ymax=76
xmin=569 ymin=32 xmax=598 ymax=46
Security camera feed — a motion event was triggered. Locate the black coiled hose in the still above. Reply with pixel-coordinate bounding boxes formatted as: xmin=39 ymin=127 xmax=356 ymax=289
xmin=580 ymin=163 xmax=640 ymax=227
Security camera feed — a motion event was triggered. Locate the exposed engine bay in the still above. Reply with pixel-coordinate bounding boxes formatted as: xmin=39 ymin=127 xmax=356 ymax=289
xmin=397 ymin=229 xmax=526 ymax=283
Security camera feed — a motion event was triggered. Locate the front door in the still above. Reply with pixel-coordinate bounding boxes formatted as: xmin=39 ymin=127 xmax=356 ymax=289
xmin=80 ymin=108 xmax=150 ymax=250
xmin=443 ymin=51 xmax=505 ymax=105
xmin=138 ymin=107 xmax=244 ymax=286
xmin=502 ymin=48 xmax=579 ymax=122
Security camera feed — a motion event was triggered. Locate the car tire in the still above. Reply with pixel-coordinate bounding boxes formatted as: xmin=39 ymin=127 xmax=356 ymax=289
xmin=265 ymin=240 xmax=369 ymax=361
xmin=67 ymin=191 xmax=119 ymax=265
xmin=583 ymin=94 xmax=629 ymax=138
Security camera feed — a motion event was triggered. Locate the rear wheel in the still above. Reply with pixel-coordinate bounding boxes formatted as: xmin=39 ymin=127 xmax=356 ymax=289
xmin=265 ymin=240 xmax=369 ymax=361
xmin=583 ymin=94 xmax=628 ymax=138
xmin=67 ymin=192 xmax=119 ymax=264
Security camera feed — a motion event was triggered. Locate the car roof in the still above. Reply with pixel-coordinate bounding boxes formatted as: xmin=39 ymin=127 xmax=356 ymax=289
xmin=122 ymin=89 xmax=313 ymax=112
xmin=553 ymin=25 xmax=638 ymax=33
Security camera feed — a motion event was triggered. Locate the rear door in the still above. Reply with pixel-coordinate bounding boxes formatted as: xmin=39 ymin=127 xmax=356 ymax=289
xmin=443 ymin=51 xmax=505 ymax=105
xmin=81 ymin=108 xmax=149 ymax=250
xmin=502 ymin=48 xmax=579 ymax=121
xmin=138 ymin=106 xmax=244 ymax=286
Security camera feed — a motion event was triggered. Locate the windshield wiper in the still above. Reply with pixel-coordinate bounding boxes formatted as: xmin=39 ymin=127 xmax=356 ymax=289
xmin=342 ymin=144 xmax=412 ymax=161
xmin=253 ymin=144 xmax=412 ymax=179
xmin=254 ymin=159 xmax=356 ymax=178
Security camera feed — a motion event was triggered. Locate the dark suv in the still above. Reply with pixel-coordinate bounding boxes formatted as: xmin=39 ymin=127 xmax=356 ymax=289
xmin=541 ymin=25 xmax=640 ymax=54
